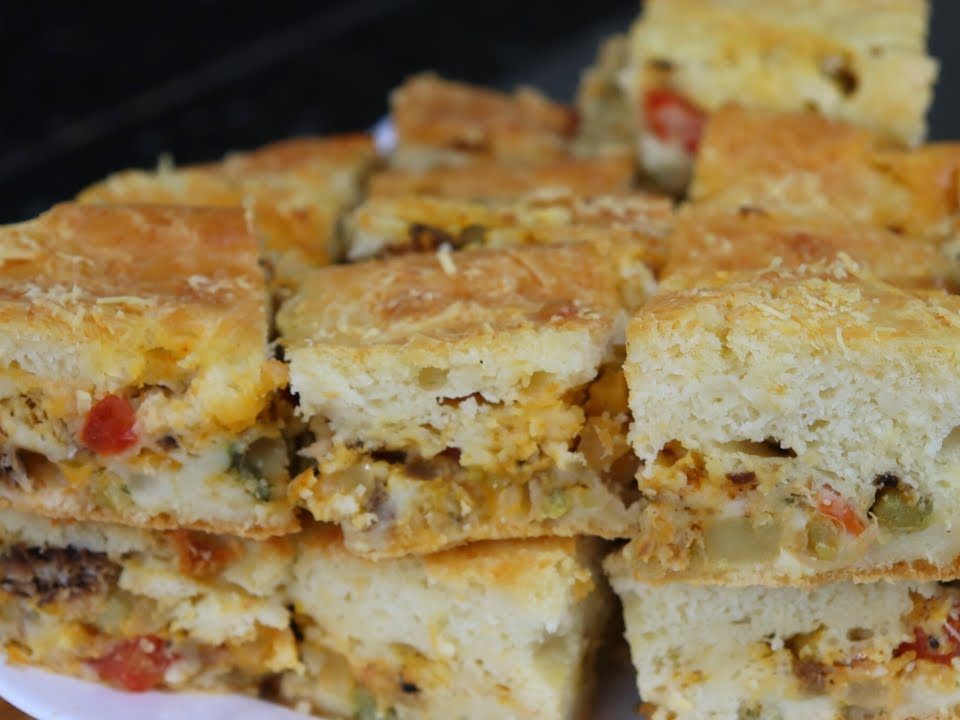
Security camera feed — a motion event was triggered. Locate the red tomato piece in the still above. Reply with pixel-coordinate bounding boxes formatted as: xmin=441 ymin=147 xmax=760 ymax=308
xmin=894 ymin=625 xmax=960 ymax=666
xmin=817 ymin=486 xmax=866 ymax=536
xmin=80 ymin=394 xmax=137 ymax=455
xmin=643 ymin=88 xmax=707 ymax=154
xmin=89 ymin=636 xmax=176 ymax=692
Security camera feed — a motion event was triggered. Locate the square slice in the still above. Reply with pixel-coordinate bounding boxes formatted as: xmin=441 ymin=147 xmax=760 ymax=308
xmin=78 ymin=135 xmax=377 ymax=288
xmin=278 ymin=242 xmax=653 ymax=557
xmin=389 ymin=73 xmax=576 ymax=169
xmin=625 ymin=0 xmax=937 ymax=191
xmin=280 ymin=528 xmax=611 ymax=720
xmin=0 ymin=509 xmax=611 ymax=720
xmin=623 ymin=261 xmax=960 ymax=585
xmin=0 ymin=204 xmax=294 ymax=537
xmin=343 ymin=189 xmax=672 ymax=265
xmin=367 ymin=153 xmax=636 ymax=201
xmin=608 ymin=549 xmax=960 ymax=720
xmin=0 ymin=509 xmax=298 ymax=696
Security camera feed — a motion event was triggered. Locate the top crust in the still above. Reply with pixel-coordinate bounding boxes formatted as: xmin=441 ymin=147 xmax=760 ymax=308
xmin=626 ymin=261 xmax=960 ymax=506
xmin=690 ymin=106 xmax=960 ymax=234
xmin=390 ymin=73 xmax=576 ymax=166
xmin=0 ymin=203 xmax=282 ymax=427
xmin=368 ymin=154 xmax=636 ymax=200
xmin=661 ymin=202 xmax=953 ymax=292
xmin=279 ymin=242 xmax=628 ymax=351
xmin=78 ymin=135 xmax=376 ymax=278
xmin=277 ymin=243 xmax=640 ymax=461
xmin=629 ymin=0 xmax=937 ymax=145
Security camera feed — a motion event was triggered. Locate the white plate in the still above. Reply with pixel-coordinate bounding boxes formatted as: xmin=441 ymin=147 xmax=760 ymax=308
xmin=0 ymin=659 xmax=310 ymax=720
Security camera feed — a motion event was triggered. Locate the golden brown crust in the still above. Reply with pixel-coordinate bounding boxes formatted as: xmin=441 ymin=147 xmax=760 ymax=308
xmin=279 ymin=242 xmax=624 ymax=349
xmin=662 ymin=203 xmax=951 ymax=291
xmin=298 ymin=520 xmax=590 ymax=589
xmin=609 ymin=540 xmax=960 ymax=588
xmin=639 ymin=260 xmax=960 ymax=351
xmin=1 ymin=203 xmax=259 ymax=303
xmin=78 ymin=134 xmax=377 ymax=274
xmin=391 ymin=73 xmax=576 ymax=163
xmin=368 ymin=154 xmax=635 ymax=200
xmin=0 ymin=203 xmax=275 ymax=394
xmin=690 ymin=106 xmax=960 ymax=235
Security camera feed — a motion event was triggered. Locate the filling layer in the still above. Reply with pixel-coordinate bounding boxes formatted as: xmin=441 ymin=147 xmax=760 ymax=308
xmin=625 ymin=440 xmax=960 ymax=584
xmin=0 ymin=538 xmax=297 ymax=695
xmin=0 ymin=384 xmax=295 ymax=536
xmin=295 ymin=360 xmax=642 ymax=556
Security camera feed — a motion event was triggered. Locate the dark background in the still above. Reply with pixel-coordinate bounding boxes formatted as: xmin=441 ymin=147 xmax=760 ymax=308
xmin=1 ymin=1 xmax=957 ymax=222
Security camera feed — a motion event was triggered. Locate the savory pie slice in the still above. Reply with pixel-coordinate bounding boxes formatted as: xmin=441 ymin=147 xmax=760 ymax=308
xmin=0 ymin=508 xmax=611 ymax=720
xmin=77 ymin=135 xmax=377 ymax=289
xmin=367 ymin=153 xmax=636 ymax=201
xmin=277 ymin=241 xmax=653 ymax=557
xmin=624 ymin=0 xmax=937 ymax=191
xmin=389 ymin=73 xmax=576 ymax=169
xmin=0 ymin=508 xmax=298 ymax=696
xmin=608 ymin=549 xmax=960 ymax=720
xmin=0 ymin=204 xmax=295 ymax=537
xmin=280 ymin=528 xmax=611 ymax=720
xmin=622 ymin=260 xmax=960 ymax=586
xmin=343 ymin=189 xmax=672 ymax=266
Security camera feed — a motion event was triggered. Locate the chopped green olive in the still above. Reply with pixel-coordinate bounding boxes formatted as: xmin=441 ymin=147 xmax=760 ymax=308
xmin=704 ymin=517 xmax=781 ymax=563
xmin=354 ymin=688 xmax=377 ymax=720
xmin=739 ymin=704 xmax=783 ymax=720
xmin=354 ymin=688 xmax=397 ymax=720
xmin=542 ymin=490 xmax=571 ymax=520
xmin=870 ymin=486 xmax=932 ymax=532
xmin=458 ymin=223 xmax=488 ymax=247
xmin=806 ymin=516 xmax=841 ymax=561
xmin=229 ymin=444 xmax=273 ymax=502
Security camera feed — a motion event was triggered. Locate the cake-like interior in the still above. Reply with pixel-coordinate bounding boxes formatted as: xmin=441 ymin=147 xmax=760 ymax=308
xmin=608 ymin=554 xmax=960 ymax=720
xmin=0 ymin=509 xmax=297 ymax=695
xmin=281 ymin=529 xmax=611 ymax=720
xmin=623 ymin=262 xmax=960 ymax=585
xmin=279 ymin=242 xmax=652 ymax=556
xmin=0 ymin=204 xmax=295 ymax=537
xmin=0 ymin=506 xmax=613 ymax=720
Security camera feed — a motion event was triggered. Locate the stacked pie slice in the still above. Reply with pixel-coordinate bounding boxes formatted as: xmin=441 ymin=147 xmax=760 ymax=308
xmin=1 ymin=2 xmax=956 ymax=718
xmin=606 ymin=106 xmax=960 ymax=719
